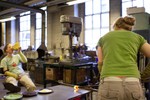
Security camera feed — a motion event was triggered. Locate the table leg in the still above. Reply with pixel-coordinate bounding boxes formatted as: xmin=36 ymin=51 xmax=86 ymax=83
xmin=90 ymin=64 xmax=93 ymax=83
xmin=43 ymin=65 xmax=46 ymax=88
xmin=74 ymin=69 xmax=77 ymax=84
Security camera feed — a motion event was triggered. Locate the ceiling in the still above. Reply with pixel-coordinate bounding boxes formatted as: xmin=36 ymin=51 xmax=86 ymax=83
xmin=0 ymin=0 xmax=73 ymax=19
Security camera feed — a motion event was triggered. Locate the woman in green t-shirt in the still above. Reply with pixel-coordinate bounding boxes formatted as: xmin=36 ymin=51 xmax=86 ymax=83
xmin=97 ymin=16 xmax=150 ymax=100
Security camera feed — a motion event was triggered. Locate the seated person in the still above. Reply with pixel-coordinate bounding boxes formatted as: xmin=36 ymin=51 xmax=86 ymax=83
xmin=0 ymin=43 xmax=36 ymax=93
xmin=0 ymin=49 xmax=5 ymax=76
xmin=0 ymin=48 xmax=3 ymax=58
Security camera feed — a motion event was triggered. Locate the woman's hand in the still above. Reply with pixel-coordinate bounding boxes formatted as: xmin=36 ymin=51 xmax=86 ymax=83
xmin=17 ymin=47 xmax=21 ymax=53
xmin=17 ymin=74 xmax=21 ymax=80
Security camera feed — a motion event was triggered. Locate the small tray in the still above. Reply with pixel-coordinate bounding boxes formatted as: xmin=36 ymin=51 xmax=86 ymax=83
xmin=38 ymin=89 xmax=53 ymax=94
xmin=4 ymin=93 xmax=23 ymax=100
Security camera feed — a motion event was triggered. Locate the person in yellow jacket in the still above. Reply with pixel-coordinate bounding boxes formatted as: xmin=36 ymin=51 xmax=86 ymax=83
xmin=0 ymin=43 xmax=36 ymax=93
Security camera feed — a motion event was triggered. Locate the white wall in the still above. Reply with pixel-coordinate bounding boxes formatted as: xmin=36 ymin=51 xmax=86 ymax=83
xmin=110 ymin=0 xmax=121 ymax=30
xmin=47 ymin=5 xmax=74 ymax=56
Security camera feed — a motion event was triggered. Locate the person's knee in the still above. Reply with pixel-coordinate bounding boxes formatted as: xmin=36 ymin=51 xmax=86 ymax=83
xmin=6 ymin=77 xmax=16 ymax=81
xmin=28 ymin=84 xmax=36 ymax=92
xmin=5 ymin=77 xmax=18 ymax=85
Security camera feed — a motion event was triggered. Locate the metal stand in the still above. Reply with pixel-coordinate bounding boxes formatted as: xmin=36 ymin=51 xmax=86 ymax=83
xmin=69 ymin=34 xmax=73 ymax=60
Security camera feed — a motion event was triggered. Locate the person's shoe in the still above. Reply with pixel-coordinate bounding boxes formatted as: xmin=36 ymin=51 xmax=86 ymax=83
xmin=3 ymin=82 xmax=21 ymax=93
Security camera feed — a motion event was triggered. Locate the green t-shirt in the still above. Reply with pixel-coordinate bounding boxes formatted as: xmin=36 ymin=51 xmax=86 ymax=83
xmin=97 ymin=30 xmax=146 ymax=78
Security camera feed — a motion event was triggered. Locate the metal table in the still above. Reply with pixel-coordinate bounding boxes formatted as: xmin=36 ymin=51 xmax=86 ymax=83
xmin=24 ymin=85 xmax=91 ymax=100
xmin=0 ymin=85 xmax=92 ymax=100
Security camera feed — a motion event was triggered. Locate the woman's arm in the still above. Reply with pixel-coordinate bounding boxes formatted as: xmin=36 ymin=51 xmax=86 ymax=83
xmin=4 ymin=71 xmax=19 ymax=79
xmin=18 ymin=48 xmax=27 ymax=63
xmin=140 ymin=43 xmax=150 ymax=58
xmin=97 ymin=46 xmax=103 ymax=73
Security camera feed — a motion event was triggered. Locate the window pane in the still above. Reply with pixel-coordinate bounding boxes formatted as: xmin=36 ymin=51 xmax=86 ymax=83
xmin=93 ymin=14 xmax=100 ymax=28
xmin=36 ymin=40 xmax=41 ymax=49
xmin=27 ymin=15 xmax=30 ymax=19
xmin=20 ymin=17 xmax=30 ymax=31
xmin=36 ymin=19 xmax=42 ymax=29
xmin=122 ymin=0 xmax=132 ymax=2
xmin=93 ymin=0 xmax=100 ymax=14
xmin=20 ymin=42 xmax=26 ymax=50
xmin=101 ymin=28 xmax=109 ymax=37
xmin=85 ymin=30 xmax=93 ymax=44
xmin=36 ymin=29 xmax=41 ymax=39
xmin=101 ymin=13 xmax=109 ymax=28
xmin=25 ymin=33 xmax=30 ymax=40
xmin=20 ymin=40 xmax=30 ymax=50
xmin=122 ymin=2 xmax=132 ymax=16
xmin=93 ymin=29 xmax=100 ymax=44
xmin=20 ymin=31 xmax=30 ymax=40
xmin=144 ymin=0 xmax=150 ymax=13
xmin=133 ymin=0 xmax=143 ymax=7
xmin=20 ymin=22 xmax=25 ymax=31
xmin=20 ymin=32 xmax=24 ymax=40
xmin=36 ymin=13 xmax=42 ymax=18
xmin=26 ymin=20 xmax=30 ymax=30
xmin=20 ymin=17 xmax=25 ymax=22
xmin=85 ymin=0 xmax=92 ymax=15
xmin=101 ymin=0 xmax=109 ymax=12
xmin=85 ymin=16 xmax=92 ymax=29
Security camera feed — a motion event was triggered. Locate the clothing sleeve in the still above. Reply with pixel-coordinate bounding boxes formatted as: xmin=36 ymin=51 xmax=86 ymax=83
xmin=97 ymin=40 xmax=103 ymax=73
xmin=0 ymin=58 xmax=7 ymax=69
xmin=18 ymin=51 xmax=27 ymax=63
xmin=97 ymin=37 xmax=103 ymax=47
xmin=4 ymin=71 xmax=18 ymax=79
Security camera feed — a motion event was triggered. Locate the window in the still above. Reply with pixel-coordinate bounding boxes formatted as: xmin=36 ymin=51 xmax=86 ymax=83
xmin=85 ymin=0 xmax=109 ymax=50
xmin=122 ymin=0 xmax=150 ymax=16
xmin=35 ymin=7 xmax=47 ymax=49
xmin=36 ymin=13 xmax=42 ymax=50
xmin=19 ymin=11 xmax=30 ymax=50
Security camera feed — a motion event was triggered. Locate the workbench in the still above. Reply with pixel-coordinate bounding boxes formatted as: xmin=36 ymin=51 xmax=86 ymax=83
xmin=0 ymin=85 xmax=92 ymax=100
xmin=43 ymin=62 xmax=94 ymax=88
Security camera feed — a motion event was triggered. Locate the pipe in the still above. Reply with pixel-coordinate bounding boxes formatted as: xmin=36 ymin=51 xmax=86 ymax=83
xmin=0 ymin=0 xmax=46 ymax=50
xmin=0 ymin=1 xmax=44 ymax=14
xmin=42 ymin=12 xmax=45 ymax=43
xmin=0 ymin=0 xmax=46 ymax=16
